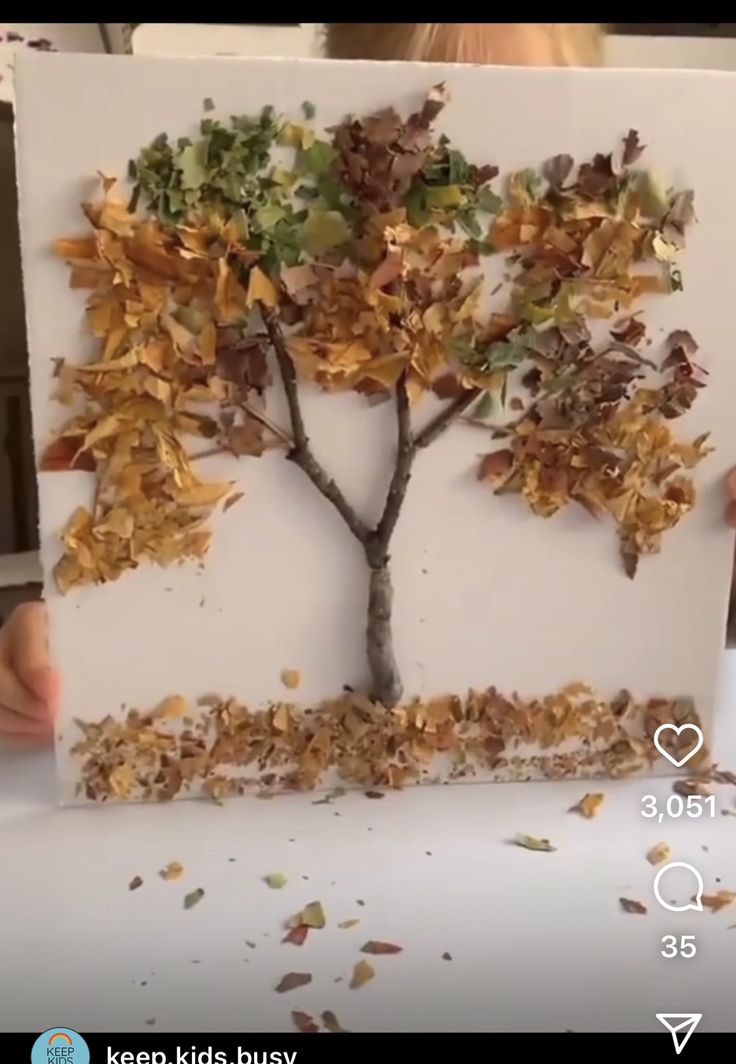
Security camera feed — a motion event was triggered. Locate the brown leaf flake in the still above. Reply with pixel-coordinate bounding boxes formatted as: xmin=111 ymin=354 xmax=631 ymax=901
xmin=701 ymin=890 xmax=736 ymax=914
xmin=338 ymin=919 xmax=359 ymax=930
xmin=321 ymin=1009 xmax=350 ymax=1033
xmin=223 ymin=491 xmax=245 ymax=512
xmin=350 ymin=959 xmax=375 ymax=989
xmin=361 ymin=940 xmax=402 ymax=955
xmin=128 ymin=875 xmax=143 ymax=891
xmin=646 ymin=842 xmax=671 ymax=866
xmin=283 ymin=925 xmax=309 ymax=946
xmin=620 ymin=897 xmax=647 ymax=915
xmin=276 ymin=972 xmax=312 ymax=993
xmin=442 ymin=951 xmax=453 ymax=961
xmin=291 ymin=1010 xmax=319 ymax=1034
xmin=673 ymin=778 xmax=711 ymax=798
xmin=570 ymin=792 xmax=604 ymax=819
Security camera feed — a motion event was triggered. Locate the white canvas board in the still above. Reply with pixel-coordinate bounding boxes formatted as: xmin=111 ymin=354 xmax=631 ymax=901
xmin=12 ymin=53 xmax=736 ymax=803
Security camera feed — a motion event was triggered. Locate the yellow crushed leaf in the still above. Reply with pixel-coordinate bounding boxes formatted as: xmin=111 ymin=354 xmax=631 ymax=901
xmin=246 ymin=266 xmax=278 ymax=308
xmin=646 ymin=842 xmax=671 ymax=866
xmin=288 ymin=901 xmax=326 ymax=930
xmin=570 ymin=793 xmax=604 ymax=819
xmin=281 ymin=669 xmax=302 ymax=690
xmin=349 ymin=959 xmax=375 ymax=989
xmin=159 ymin=861 xmax=185 ymax=881
xmin=155 ymin=696 xmax=188 ymax=720
xmin=264 ymin=873 xmax=287 ymax=889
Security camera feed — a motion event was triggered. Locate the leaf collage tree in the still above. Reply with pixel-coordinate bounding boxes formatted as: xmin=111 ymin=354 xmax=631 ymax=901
xmin=46 ymin=84 xmax=710 ymax=710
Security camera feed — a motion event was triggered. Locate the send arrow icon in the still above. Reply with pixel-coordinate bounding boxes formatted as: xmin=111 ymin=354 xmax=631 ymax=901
xmin=656 ymin=1014 xmax=702 ymax=1054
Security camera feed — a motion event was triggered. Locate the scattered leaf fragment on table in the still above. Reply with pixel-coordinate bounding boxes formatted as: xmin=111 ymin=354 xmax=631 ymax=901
xmin=646 ymin=842 xmax=671 ymax=866
xmin=276 ymin=972 xmax=312 ymax=993
xmin=183 ymin=888 xmax=205 ymax=910
xmin=289 ymin=901 xmax=326 ymax=929
xmin=264 ymin=872 xmax=288 ymax=889
xmin=514 ymin=834 xmax=556 ymax=852
xmin=361 ymin=940 xmax=403 ymax=955
xmin=159 ymin=861 xmax=184 ymax=881
xmin=700 ymin=890 xmax=736 ymax=913
xmin=292 ymin=1010 xmax=319 ymax=1034
xmin=673 ymin=779 xmax=711 ymax=798
xmin=203 ymin=97 xmax=215 ymax=112
xmin=364 ymin=790 xmax=385 ymax=799
xmin=283 ymin=925 xmax=309 ymax=946
xmin=338 ymin=919 xmax=359 ymax=930
xmin=570 ymin=793 xmax=604 ymax=819
xmin=128 ymin=875 xmax=143 ymax=891
xmin=322 ymin=1010 xmax=349 ymax=1033
xmin=312 ymin=787 xmax=346 ymax=806
xmin=145 ymin=1019 xmax=156 ymax=1027
xmin=442 ymin=952 xmax=453 ymax=961
xmin=350 ymin=959 xmax=375 ymax=989
xmin=620 ymin=897 xmax=647 ymax=914
xmin=281 ymin=669 xmax=301 ymax=690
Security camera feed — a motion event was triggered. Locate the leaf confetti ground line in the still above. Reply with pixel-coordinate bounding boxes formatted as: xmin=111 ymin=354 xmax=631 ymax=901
xmin=513 ymin=834 xmax=557 ymax=852
xmin=276 ymin=972 xmax=312 ymax=994
xmin=350 ymin=960 xmax=375 ymax=990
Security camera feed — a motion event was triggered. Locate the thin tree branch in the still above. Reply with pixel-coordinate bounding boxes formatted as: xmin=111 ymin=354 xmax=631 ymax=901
xmin=371 ymin=373 xmax=414 ymax=559
xmin=414 ymin=388 xmax=481 ymax=450
xmin=260 ymin=305 xmax=370 ymax=544
xmin=239 ymin=400 xmax=293 ymax=446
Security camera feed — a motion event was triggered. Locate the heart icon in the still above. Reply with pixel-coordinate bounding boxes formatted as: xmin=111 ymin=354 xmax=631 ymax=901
xmin=653 ymin=723 xmax=704 ymax=768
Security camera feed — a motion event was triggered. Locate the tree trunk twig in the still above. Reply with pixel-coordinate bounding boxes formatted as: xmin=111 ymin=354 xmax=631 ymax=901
xmin=372 ymin=373 xmax=414 ymax=557
xmin=261 ymin=305 xmax=370 ymax=544
xmin=414 ymin=388 xmax=481 ymax=449
xmin=260 ymin=303 xmax=483 ymax=708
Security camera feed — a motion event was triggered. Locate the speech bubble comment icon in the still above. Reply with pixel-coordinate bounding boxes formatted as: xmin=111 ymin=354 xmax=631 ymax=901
xmin=653 ymin=862 xmax=704 ymax=913
xmin=653 ymin=723 xmax=704 ymax=769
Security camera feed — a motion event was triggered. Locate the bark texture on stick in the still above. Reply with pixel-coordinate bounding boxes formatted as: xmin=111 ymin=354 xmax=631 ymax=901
xmin=366 ymin=564 xmax=403 ymax=708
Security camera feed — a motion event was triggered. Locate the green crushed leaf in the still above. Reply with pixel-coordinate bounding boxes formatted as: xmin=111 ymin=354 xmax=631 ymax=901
xmin=514 ymin=834 xmax=557 ymax=852
xmin=184 ymin=888 xmax=206 ymax=909
xmin=472 ymin=393 xmax=495 ymax=421
xmin=298 ymin=140 xmax=338 ymax=178
xmin=264 ymin=873 xmax=288 ymax=889
xmin=302 ymin=209 xmax=351 ymax=256
xmin=203 ymin=97 xmax=215 ymax=112
xmin=475 ymin=187 xmax=503 ymax=214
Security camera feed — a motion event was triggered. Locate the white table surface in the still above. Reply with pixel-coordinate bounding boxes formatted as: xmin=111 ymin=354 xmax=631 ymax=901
xmin=2 ymin=654 xmax=736 ymax=1035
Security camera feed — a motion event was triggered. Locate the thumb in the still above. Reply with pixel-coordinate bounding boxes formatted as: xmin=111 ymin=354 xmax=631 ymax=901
xmin=8 ymin=603 xmax=59 ymax=710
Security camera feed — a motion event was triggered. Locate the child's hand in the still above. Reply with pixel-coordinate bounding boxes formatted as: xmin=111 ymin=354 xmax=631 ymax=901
xmin=0 ymin=602 xmax=59 ymax=745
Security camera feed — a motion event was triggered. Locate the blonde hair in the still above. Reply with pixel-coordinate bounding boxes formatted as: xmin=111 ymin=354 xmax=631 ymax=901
xmin=325 ymin=23 xmax=604 ymax=68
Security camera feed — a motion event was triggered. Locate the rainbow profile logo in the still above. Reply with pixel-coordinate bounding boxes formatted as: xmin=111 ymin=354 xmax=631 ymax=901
xmin=31 ymin=1028 xmax=90 ymax=1064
